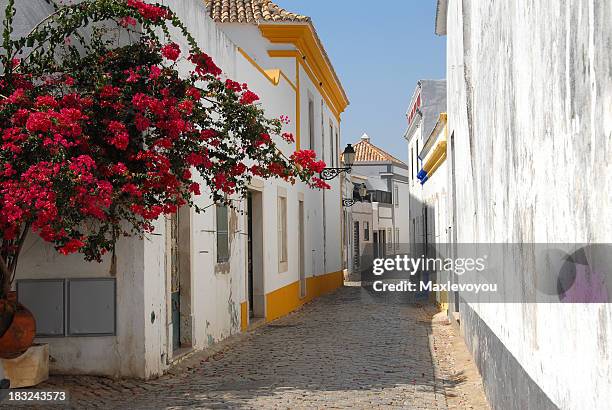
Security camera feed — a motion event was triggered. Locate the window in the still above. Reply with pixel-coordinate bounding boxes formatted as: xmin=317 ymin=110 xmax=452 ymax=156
xmin=415 ymin=140 xmax=419 ymax=177
xmin=353 ymin=221 xmax=360 ymax=268
xmin=395 ymin=228 xmax=400 ymax=251
xmin=278 ymin=195 xmax=287 ymax=263
xmin=216 ymin=204 xmax=229 ymax=263
xmin=364 ymin=221 xmax=370 ymax=241
xmin=320 ymin=100 xmax=325 ymax=161
xmin=387 ymin=228 xmax=392 ymax=252
xmin=308 ymin=98 xmax=315 ymax=150
xmin=335 ymin=128 xmax=340 ymax=168
xmin=410 ymin=147 xmax=414 ymax=180
xmin=369 ymin=190 xmax=392 ymax=204
xmin=394 ymin=185 xmax=399 ymax=207
xmin=329 ymin=122 xmax=335 ymax=167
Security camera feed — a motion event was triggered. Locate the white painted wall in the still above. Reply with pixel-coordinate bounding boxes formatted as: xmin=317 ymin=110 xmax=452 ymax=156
xmin=219 ymin=21 xmax=344 ymax=287
xmin=446 ymin=0 xmax=612 ymax=408
xmin=405 ymin=81 xmax=447 ymax=252
xmin=349 ymin=161 xmax=409 ymax=249
xmin=391 ymin=166 xmax=411 ymax=246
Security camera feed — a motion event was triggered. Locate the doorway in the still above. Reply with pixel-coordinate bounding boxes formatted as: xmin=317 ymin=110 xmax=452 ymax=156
xmin=298 ymin=200 xmax=306 ymax=298
xmin=373 ymin=231 xmax=378 ymax=258
xmin=247 ymin=193 xmax=254 ymax=317
xmin=353 ymin=221 xmax=360 ymax=273
xmin=168 ymin=206 xmax=192 ymax=355
xmin=247 ymin=191 xmax=265 ymax=319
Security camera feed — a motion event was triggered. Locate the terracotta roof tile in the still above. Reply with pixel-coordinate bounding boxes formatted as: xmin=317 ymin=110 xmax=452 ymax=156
xmin=352 ymin=135 xmax=407 ymax=166
xmin=205 ymin=0 xmax=311 ymax=24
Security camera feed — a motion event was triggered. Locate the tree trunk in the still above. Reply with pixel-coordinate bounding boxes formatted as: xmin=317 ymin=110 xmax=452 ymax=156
xmin=0 ymin=224 xmax=29 ymax=299
xmin=0 ymin=255 xmax=12 ymax=300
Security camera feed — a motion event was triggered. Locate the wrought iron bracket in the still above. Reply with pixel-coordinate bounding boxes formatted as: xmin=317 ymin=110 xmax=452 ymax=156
xmin=342 ymin=198 xmax=356 ymax=207
xmin=320 ymin=167 xmax=352 ymax=181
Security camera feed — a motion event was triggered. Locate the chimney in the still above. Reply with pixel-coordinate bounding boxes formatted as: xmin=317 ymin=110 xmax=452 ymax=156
xmin=361 ymin=133 xmax=370 ymax=142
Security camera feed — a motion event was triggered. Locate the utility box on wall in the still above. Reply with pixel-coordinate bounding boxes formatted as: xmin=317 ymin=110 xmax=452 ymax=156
xmin=67 ymin=279 xmax=115 ymax=336
xmin=17 ymin=279 xmax=64 ymax=337
xmin=16 ymin=278 xmax=116 ymax=337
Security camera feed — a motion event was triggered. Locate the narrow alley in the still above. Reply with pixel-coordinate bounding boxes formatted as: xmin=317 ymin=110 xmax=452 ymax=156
xmin=29 ymin=287 xmax=486 ymax=409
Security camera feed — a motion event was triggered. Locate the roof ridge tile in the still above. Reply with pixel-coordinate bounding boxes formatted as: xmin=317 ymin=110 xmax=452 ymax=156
xmin=353 ymin=139 xmax=407 ymax=166
xmin=206 ymin=0 xmax=311 ymax=24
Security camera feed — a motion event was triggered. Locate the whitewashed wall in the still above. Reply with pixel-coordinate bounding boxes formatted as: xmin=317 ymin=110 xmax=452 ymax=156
xmin=219 ymin=23 xmax=344 ymax=287
xmin=392 ymin=165 xmax=411 ymax=245
xmin=164 ymin=0 xmax=245 ymax=357
xmin=446 ymin=0 xmax=612 ymax=408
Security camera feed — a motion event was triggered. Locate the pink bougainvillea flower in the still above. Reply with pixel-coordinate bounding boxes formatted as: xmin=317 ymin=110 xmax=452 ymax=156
xmin=225 ymin=79 xmax=242 ymax=92
xmin=188 ymin=52 xmax=221 ymax=76
xmin=25 ymin=112 xmax=52 ymax=133
xmin=311 ymin=177 xmax=331 ymax=190
xmin=149 ymin=65 xmax=162 ymax=80
xmin=188 ymin=182 xmax=201 ymax=195
xmin=161 ymin=43 xmax=181 ymax=61
xmin=59 ymin=238 xmax=85 ymax=255
xmin=239 ymin=90 xmax=259 ymax=105
xmin=126 ymin=0 xmax=168 ymax=21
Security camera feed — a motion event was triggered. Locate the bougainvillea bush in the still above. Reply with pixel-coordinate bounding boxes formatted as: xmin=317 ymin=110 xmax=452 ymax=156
xmin=0 ymin=0 xmax=329 ymax=297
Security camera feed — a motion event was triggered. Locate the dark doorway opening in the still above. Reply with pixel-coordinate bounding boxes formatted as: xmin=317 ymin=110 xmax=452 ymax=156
xmin=246 ymin=190 xmax=265 ymax=320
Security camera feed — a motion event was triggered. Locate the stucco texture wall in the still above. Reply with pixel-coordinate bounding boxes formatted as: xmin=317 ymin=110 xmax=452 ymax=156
xmin=446 ymin=0 xmax=612 ymax=408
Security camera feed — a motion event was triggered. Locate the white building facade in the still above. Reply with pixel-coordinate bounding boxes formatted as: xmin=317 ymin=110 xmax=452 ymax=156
xmin=412 ymin=114 xmax=450 ymax=309
xmin=346 ymin=134 xmax=409 ymax=280
xmin=7 ymin=0 xmax=348 ymax=379
xmin=403 ymin=80 xmax=446 ymax=253
xmin=436 ymin=0 xmax=612 ymax=408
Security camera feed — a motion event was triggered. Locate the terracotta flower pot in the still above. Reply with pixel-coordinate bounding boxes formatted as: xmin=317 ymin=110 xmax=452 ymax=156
xmin=0 ymin=298 xmax=16 ymax=337
xmin=0 ymin=292 xmax=36 ymax=359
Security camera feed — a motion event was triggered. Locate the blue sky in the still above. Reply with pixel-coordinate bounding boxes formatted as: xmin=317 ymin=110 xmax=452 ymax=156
xmin=275 ymin=0 xmax=446 ymax=162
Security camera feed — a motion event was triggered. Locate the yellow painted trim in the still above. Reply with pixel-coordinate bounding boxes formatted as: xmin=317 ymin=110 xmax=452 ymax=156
xmin=444 ymin=113 xmax=448 ymax=141
xmin=238 ymin=47 xmax=301 ymax=150
xmin=240 ymin=301 xmax=248 ymax=331
xmin=267 ymin=49 xmax=300 ymax=58
xmin=265 ymin=271 xmax=343 ymax=322
xmin=421 ymin=115 xmax=448 ymax=179
xmin=428 ymin=113 xmax=448 ymax=141
xmin=420 ymin=113 xmax=448 ymax=180
xmin=263 ymin=22 xmax=349 ymax=123
xmin=269 ymin=50 xmax=341 ymax=123
xmin=427 ymin=150 xmax=447 ymax=178
xmin=238 ymin=47 xmax=278 ymax=85
xmin=237 ymin=47 xmax=300 ymax=149
xmin=237 ymin=47 xmax=296 ymax=90
xmin=280 ymin=70 xmax=298 ymax=92
xmin=423 ymin=141 xmax=447 ymax=172
xmin=260 ymin=24 xmax=348 ymax=114
xmin=264 ymin=68 xmax=281 ymax=85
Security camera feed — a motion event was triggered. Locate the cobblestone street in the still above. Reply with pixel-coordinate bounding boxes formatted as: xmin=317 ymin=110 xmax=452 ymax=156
xmin=19 ymin=287 xmax=487 ymax=409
